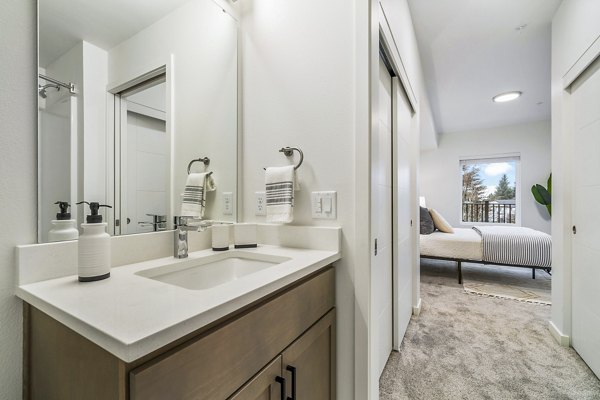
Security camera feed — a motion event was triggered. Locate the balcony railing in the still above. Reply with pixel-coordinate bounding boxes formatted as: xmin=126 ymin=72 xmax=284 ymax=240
xmin=462 ymin=201 xmax=516 ymax=224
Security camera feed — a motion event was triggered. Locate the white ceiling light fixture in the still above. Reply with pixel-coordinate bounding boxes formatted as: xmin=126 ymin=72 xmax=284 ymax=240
xmin=493 ymin=91 xmax=522 ymax=103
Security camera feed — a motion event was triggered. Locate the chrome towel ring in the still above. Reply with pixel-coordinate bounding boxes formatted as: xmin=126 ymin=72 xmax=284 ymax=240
xmin=264 ymin=147 xmax=304 ymax=170
xmin=187 ymin=157 xmax=210 ymax=174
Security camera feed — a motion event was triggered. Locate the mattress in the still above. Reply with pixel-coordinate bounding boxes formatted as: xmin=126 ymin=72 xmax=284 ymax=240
xmin=420 ymin=228 xmax=483 ymax=261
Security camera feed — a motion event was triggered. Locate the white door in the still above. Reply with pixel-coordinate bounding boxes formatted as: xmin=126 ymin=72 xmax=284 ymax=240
xmin=392 ymin=77 xmax=413 ymax=348
xmin=117 ymin=79 xmax=168 ymax=235
xmin=571 ymin=56 xmax=600 ymax=378
xmin=124 ymin=109 xmax=168 ymax=234
xmin=372 ymin=57 xmax=394 ymax=377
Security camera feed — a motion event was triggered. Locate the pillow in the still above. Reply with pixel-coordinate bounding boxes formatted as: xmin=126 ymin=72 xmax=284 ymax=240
xmin=429 ymin=208 xmax=454 ymax=233
xmin=419 ymin=207 xmax=435 ymax=235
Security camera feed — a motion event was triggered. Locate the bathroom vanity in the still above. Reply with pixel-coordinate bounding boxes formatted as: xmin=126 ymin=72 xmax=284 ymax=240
xmin=17 ymin=226 xmax=341 ymax=400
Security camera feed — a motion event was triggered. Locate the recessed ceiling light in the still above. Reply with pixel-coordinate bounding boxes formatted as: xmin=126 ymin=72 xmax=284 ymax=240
xmin=493 ymin=91 xmax=522 ymax=103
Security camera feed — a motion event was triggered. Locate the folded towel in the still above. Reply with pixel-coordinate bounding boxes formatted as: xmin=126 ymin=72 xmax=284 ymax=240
xmin=265 ymin=165 xmax=296 ymax=223
xmin=181 ymin=172 xmax=216 ymax=217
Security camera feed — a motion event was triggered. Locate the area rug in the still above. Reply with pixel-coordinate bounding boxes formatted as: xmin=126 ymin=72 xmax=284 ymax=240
xmin=461 ymin=262 xmax=551 ymax=305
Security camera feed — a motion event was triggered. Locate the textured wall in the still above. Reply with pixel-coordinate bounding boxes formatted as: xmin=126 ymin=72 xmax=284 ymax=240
xmin=0 ymin=0 xmax=38 ymax=398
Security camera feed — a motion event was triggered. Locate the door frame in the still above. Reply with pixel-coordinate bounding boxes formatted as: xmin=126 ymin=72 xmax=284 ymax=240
xmin=106 ymin=55 xmax=174 ymax=236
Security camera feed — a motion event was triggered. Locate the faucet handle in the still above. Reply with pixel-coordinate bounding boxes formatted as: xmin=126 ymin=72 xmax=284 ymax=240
xmin=146 ymin=214 xmax=167 ymax=223
xmin=174 ymin=215 xmax=204 ymax=229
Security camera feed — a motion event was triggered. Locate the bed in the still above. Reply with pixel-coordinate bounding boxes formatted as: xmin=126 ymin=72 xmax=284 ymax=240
xmin=420 ymin=226 xmax=552 ymax=284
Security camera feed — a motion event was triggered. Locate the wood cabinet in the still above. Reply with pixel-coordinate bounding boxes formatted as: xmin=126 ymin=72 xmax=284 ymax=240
xmin=281 ymin=311 xmax=335 ymax=400
xmin=24 ymin=266 xmax=335 ymax=400
xmin=230 ymin=310 xmax=336 ymax=400
xmin=230 ymin=356 xmax=283 ymax=400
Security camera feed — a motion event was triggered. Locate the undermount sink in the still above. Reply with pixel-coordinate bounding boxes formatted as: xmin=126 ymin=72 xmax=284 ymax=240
xmin=135 ymin=251 xmax=291 ymax=290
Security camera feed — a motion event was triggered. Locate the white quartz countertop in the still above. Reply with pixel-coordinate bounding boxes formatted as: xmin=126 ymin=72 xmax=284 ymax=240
xmin=16 ymin=245 xmax=340 ymax=362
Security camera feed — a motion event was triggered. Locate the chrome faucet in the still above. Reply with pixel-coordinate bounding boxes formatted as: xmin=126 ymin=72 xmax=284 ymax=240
xmin=173 ymin=216 xmax=203 ymax=258
xmin=139 ymin=214 xmax=167 ymax=232
xmin=173 ymin=217 xmax=233 ymax=258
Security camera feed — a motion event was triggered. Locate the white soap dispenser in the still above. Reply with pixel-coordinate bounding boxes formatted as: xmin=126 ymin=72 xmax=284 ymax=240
xmin=76 ymin=201 xmax=112 ymax=282
xmin=48 ymin=201 xmax=79 ymax=242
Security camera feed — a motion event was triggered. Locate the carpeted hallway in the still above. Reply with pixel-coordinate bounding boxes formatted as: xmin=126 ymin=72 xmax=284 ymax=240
xmin=379 ymin=259 xmax=600 ymax=399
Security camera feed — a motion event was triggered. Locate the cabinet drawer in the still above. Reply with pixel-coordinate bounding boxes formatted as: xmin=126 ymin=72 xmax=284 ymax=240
xmin=130 ymin=267 xmax=334 ymax=400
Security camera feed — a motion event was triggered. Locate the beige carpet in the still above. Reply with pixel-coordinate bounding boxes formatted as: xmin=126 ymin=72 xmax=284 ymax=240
xmin=379 ymin=259 xmax=600 ymax=400
xmin=461 ymin=263 xmax=551 ymax=305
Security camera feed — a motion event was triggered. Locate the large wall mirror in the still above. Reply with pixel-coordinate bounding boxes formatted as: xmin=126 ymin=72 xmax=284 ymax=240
xmin=38 ymin=0 xmax=238 ymax=243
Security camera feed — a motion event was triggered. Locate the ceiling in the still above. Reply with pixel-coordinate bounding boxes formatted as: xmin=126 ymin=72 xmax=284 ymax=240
xmin=408 ymin=0 xmax=562 ymax=135
xmin=39 ymin=0 xmax=193 ymax=67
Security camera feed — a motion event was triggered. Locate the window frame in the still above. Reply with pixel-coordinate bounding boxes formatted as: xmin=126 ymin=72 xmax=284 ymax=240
xmin=458 ymin=153 xmax=522 ymax=227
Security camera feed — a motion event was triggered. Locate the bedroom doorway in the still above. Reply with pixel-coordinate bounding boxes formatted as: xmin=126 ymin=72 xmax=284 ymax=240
xmin=373 ymin=45 xmax=414 ymax=378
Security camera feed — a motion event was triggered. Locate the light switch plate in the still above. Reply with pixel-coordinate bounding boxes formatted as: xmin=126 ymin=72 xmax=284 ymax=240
xmin=311 ymin=191 xmax=337 ymax=219
xmin=223 ymin=192 xmax=233 ymax=215
xmin=255 ymin=191 xmax=266 ymax=216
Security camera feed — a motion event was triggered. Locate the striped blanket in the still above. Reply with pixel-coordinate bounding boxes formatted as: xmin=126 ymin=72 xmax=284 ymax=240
xmin=472 ymin=226 xmax=552 ymax=268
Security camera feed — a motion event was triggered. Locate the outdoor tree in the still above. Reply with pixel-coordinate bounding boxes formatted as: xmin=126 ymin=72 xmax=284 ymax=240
xmin=494 ymin=174 xmax=515 ymax=199
xmin=462 ymin=165 xmax=486 ymax=202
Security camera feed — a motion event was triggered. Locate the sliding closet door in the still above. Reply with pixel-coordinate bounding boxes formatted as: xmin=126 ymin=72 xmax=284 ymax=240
xmin=570 ymin=56 xmax=600 ymax=378
xmin=372 ymin=56 xmax=394 ymax=378
xmin=392 ymin=77 xmax=413 ymax=348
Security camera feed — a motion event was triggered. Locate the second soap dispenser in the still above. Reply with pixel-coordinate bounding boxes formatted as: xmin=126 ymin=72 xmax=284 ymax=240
xmin=76 ymin=201 xmax=112 ymax=282
xmin=48 ymin=201 xmax=79 ymax=242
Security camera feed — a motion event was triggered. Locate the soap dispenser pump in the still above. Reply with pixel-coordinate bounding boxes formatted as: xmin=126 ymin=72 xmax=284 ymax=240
xmin=48 ymin=201 xmax=79 ymax=242
xmin=76 ymin=201 xmax=112 ymax=282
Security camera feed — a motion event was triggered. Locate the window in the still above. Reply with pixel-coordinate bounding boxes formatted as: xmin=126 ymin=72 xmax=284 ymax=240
xmin=460 ymin=156 xmax=520 ymax=224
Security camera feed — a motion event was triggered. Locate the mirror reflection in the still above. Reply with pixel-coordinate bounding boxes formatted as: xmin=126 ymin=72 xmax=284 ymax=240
xmin=38 ymin=0 xmax=238 ymax=243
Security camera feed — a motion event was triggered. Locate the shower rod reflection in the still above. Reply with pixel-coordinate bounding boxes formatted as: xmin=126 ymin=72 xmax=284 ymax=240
xmin=38 ymin=74 xmax=77 ymax=95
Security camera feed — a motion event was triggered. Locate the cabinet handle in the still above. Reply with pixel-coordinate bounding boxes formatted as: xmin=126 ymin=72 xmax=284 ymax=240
xmin=275 ymin=376 xmax=286 ymax=400
xmin=286 ymin=365 xmax=297 ymax=400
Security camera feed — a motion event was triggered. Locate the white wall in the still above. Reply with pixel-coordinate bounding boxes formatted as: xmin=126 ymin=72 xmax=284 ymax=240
xmin=551 ymin=0 xmax=600 ymax=343
xmin=0 ymin=0 xmax=37 ymax=398
xmin=241 ymin=1 xmax=429 ymax=398
xmin=82 ymin=42 xmax=108 ymax=207
xmin=108 ymin=0 xmax=238 ymax=221
xmin=420 ymin=120 xmax=552 ymax=233
xmin=240 ymin=2 xmax=357 ymax=398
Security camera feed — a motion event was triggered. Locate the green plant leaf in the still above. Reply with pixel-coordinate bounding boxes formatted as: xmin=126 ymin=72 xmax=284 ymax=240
xmin=538 ymin=185 xmax=551 ymax=205
xmin=547 ymin=173 xmax=552 ymax=195
xmin=546 ymin=203 xmax=552 ymax=216
xmin=532 ymin=184 xmax=545 ymax=205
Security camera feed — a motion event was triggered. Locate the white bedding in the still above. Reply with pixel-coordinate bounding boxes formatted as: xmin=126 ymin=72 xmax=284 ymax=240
xmin=420 ymin=228 xmax=483 ymax=260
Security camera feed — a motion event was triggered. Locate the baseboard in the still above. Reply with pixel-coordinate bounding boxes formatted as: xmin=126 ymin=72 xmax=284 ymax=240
xmin=548 ymin=320 xmax=570 ymax=347
xmin=412 ymin=298 xmax=422 ymax=316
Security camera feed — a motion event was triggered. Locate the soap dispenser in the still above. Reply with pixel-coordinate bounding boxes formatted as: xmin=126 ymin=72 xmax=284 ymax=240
xmin=48 ymin=201 xmax=79 ymax=242
xmin=76 ymin=201 xmax=112 ymax=282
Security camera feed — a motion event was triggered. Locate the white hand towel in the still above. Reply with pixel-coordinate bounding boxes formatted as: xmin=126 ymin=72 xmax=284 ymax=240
xmin=181 ymin=172 xmax=216 ymax=217
xmin=265 ymin=165 xmax=296 ymax=223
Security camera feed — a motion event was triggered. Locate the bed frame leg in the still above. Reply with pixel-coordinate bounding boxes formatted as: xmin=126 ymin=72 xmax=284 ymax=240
xmin=532 ymin=268 xmax=536 ymax=279
xmin=458 ymin=261 xmax=463 ymax=284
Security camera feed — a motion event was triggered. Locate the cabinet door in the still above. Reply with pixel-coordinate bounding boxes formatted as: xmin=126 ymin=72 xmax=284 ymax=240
xmin=282 ymin=309 xmax=335 ymax=400
xmin=230 ymin=356 xmax=283 ymax=400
